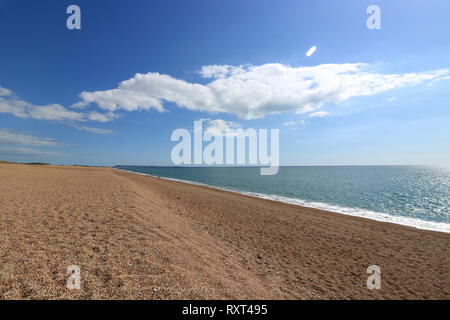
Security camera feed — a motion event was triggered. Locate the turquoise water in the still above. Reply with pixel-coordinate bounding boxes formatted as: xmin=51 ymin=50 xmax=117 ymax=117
xmin=118 ymin=166 xmax=450 ymax=233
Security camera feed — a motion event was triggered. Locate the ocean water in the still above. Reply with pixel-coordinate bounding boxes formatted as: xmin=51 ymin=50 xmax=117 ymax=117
xmin=118 ymin=166 xmax=450 ymax=233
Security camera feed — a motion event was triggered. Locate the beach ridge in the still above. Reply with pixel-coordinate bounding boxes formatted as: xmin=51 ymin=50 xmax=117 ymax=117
xmin=0 ymin=163 xmax=448 ymax=299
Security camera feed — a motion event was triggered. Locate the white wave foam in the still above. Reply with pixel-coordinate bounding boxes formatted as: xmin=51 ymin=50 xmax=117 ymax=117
xmin=118 ymin=168 xmax=450 ymax=234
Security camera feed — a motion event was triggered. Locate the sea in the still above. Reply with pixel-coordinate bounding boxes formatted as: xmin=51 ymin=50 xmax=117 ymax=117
xmin=118 ymin=165 xmax=450 ymax=233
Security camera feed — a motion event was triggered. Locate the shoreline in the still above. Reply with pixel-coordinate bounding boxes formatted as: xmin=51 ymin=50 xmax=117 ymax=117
xmin=1 ymin=163 xmax=449 ymax=299
xmin=117 ymin=168 xmax=450 ymax=234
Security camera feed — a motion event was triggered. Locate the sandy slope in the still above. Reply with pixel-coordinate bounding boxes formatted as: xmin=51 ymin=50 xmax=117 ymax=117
xmin=0 ymin=164 xmax=448 ymax=299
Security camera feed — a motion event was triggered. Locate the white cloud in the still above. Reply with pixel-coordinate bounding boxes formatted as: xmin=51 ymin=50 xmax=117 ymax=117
xmin=0 ymin=129 xmax=68 ymax=159
xmin=0 ymin=147 xmax=66 ymax=157
xmin=283 ymin=120 xmax=307 ymax=127
xmin=0 ymin=89 xmax=116 ymax=123
xmin=0 ymin=129 xmax=64 ymax=146
xmin=309 ymin=111 xmax=329 ymax=117
xmin=73 ymin=63 xmax=450 ymax=119
xmin=72 ymin=125 xmax=114 ymax=135
xmin=195 ymin=118 xmax=242 ymax=137
xmin=429 ymin=75 xmax=450 ymax=85
xmin=204 ymin=119 xmax=240 ymax=133
xmin=0 ymin=97 xmax=28 ymax=118
xmin=199 ymin=65 xmax=247 ymax=79
xmin=87 ymin=111 xmax=119 ymax=122
xmin=306 ymin=46 xmax=317 ymax=57
xmin=28 ymin=104 xmax=85 ymax=121
xmin=2 ymin=62 xmax=449 ymax=128
xmin=0 ymin=86 xmax=12 ymax=96
xmin=78 ymin=72 xmax=219 ymax=114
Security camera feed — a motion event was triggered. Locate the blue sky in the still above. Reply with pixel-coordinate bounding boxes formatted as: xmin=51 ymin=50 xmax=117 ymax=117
xmin=0 ymin=0 xmax=449 ymax=166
